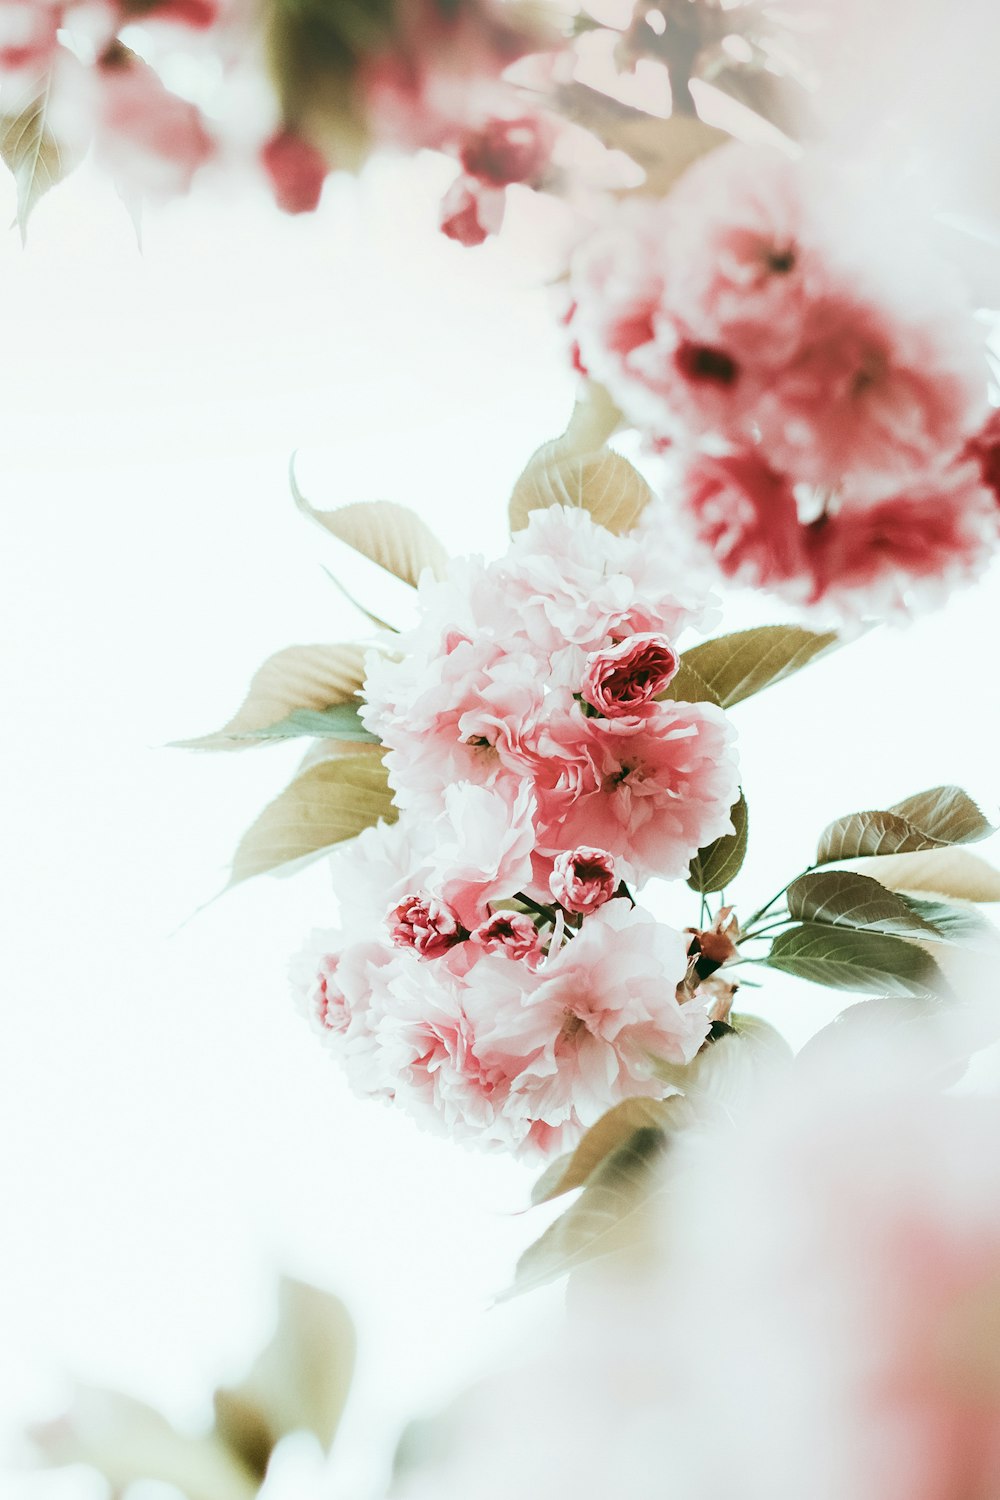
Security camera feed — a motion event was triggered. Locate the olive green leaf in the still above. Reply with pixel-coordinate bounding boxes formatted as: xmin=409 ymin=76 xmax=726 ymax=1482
xmin=509 ymin=445 xmax=654 ymax=535
xmin=176 ymin=643 xmax=369 ymax=750
xmin=661 ymin=625 xmax=838 ymax=710
xmin=291 ymin=464 xmax=449 ymax=587
xmin=787 ymin=870 xmax=994 ymax=947
xmin=229 ymin=754 xmax=396 ymax=884
xmin=687 ymin=791 xmax=748 ymax=893
xmin=658 ymin=658 xmax=722 ymax=707
xmin=507 ymin=1127 xmax=669 ymax=1298
xmin=231 ymin=702 xmax=379 ymax=743
xmin=213 ymin=1279 xmax=355 ymax=1471
xmin=0 ymin=74 xmax=77 ymax=237
xmin=764 ymin=922 xmax=947 ymax=999
xmin=816 ymin=786 xmax=995 ymax=865
xmin=843 ymin=849 xmax=1000 ymax=903
xmin=530 ymin=1096 xmax=680 ymax=1206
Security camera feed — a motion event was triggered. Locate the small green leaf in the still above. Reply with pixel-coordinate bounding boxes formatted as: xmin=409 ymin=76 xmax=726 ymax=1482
xmin=235 ymin=703 xmax=378 ymax=743
xmin=817 ymin=786 xmax=995 ymax=865
xmin=509 ymin=446 xmax=653 ymax=535
xmin=291 ymin=469 xmax=449 ymax=587
xmin=506 ymin=1127 xmax=668 ymax=1298
xmin=764 ymin=922 xmax=946 ymax=999
xmin=675 ymin=626 xmax=838 ymax=710
xmin=0 ymin=72 xmax=76 ymax=237
xmin=687 ymin=791 xmax=748 ymax=893
xmin=229 ymin=754 xmax=396 ymax=884
xmin=530 ymin=1097 xmax=678 ymax=1206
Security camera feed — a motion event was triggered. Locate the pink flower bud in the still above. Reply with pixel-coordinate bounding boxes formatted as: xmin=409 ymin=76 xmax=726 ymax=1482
xmin=390 ymin=894 xmax=467 ymax=958
xmin=459 ymin=114 xmax=553 ymax=187
xmin=549 ymin=848 xmax=617 ymax=915
xmin=582 ymin=633 xmax=679 ymax=716
xmin=261 ymin=128 xmax=327 ymax=215
xmin=472 ymin=911 xmax=541 ymax=962
xmin=439 ymin=175 xmax=505 ymax=247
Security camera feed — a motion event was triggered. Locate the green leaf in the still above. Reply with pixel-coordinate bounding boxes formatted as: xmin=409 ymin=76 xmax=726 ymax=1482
xmin=817 ymin=786 xmax=995 ymax=865
xmin=291 ymin=469 xmax=449 ymax=587
xmin=509 ymin=446 xmax=653 ymax=535
xmin=234 ymin=702 xmax=379 ymax=743
xmin=787 ymin=870 xmax=993 ymax=947
xmin=506 ymin=1127 xmax=668 ymax=1298
xmin=0 ymin=72 xmax=76 ymax=238
xmin=530 ymin=1097 xmax=678 ymax=1206
xmin=176 ymin=643 xmax=370 ymax=750
xmin=687 ymin=791 xmax=748 ymax=893
xmin=662 ymin=626 xmax=838 ymax=711
xmin=764 ymin=922 xmax=946 ymax=999
xmin=658 ymin=658 xmax=721 ymax=707
xmin=843 ymin=849 xmax=1000 ymax=903
xmin=213 ymin=1280 xmax=355 ymax=1467
xmin=229 ymin=754 xmax=396 ymax=884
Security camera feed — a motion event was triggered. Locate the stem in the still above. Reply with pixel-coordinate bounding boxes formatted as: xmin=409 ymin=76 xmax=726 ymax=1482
xmin=515 ymin=892 xmax=556 ymax=923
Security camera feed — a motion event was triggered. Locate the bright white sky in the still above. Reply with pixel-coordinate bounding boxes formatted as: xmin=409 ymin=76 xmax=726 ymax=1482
xmin=2 ymin=146 xmax=1000 ymax=1500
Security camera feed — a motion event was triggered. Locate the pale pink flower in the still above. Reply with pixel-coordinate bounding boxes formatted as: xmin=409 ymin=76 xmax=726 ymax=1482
xmin=581 ymin=632 xmax=679 ymax=716
xmin=549 ymin=846 xmax=617 ymax=914
xmin=260 ymin=128 xmax=327 ymax=215
xmin=95 ymin=48 xmax=214 ymax=199
xmin=439 ymin=174 xmax=505 ymax=246
xmin=389 ymin=893 xmax=467 ymax=958
xmin=288 ymin=933 xmax=390 ymax=1098
xmin=468 ymin=901 xmax=705 ymax=1151
xmin=539 ymin=703 xmax=738 ymax=884
xmin=0 ymin=0 xmax=60 ymax=72
xmin=426 ymin=780 xmax=536 ymax=928
xmin=328 ymin=819 xmax=430 ymax=940
xmin=471 ymin=911 xmax=541 ymax=963
xmin=459 ymin=112 xmax=553 ymax=186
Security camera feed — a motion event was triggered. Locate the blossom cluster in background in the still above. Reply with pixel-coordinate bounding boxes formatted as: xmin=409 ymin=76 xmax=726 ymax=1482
xmin=569 ymin=141 xmax=1000 ymax=621
xmin=396 ymin=1020 xmax=1000 ymax=1500
xmin=292 ymin=504 xmax=739 ymax=1158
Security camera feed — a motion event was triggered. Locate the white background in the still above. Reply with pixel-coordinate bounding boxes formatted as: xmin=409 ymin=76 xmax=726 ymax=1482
xmin=2 ymin=148 xmax=1000 ymax=1499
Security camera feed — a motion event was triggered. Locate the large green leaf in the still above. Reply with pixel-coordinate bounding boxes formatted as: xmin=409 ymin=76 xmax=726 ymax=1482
xmin=0 ymin=73 xmax=77 ymax=237
xmin=817 ymin=786 xmax=994 ymax=865
xmin=507 ymin=1127 xmax=668 ymax=1298
xmin=234 ymin=703 xmax=379 ymax=743
xmin=229 ymin=755 xmax=396 ymax=884
xmin=659 ymin=658 xmax=721 ymax=707
xmin=177 ymin=643 xmax=370 ymax=750
xmin=291 ymin=471 xmax=449 ymax=587
xmin=844 ymin=849 xmax=1000 ymax=903
xmin=509 ymin=446 xmax=653 ymax=535
xmin=687 ymin=791 xmax=748 ymax=893
xmin=764 ymin=922 xmax=946 ymax=999
xmin=787 ymin=870 xmax=993 ymax=947
xmin=213 ymin=1280 xmax=355 ymax=1471
xmin=662 ymin=626 xmax=837 ymax=710
xmin=530 ymin=1097 xmax=678 ymax=1206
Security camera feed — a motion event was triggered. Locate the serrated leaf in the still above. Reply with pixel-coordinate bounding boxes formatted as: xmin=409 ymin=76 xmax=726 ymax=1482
xmin=650 ymin=1014 xmax=792 ymax=1115
xmin=764 ymin=922 xmax=946 ymax=999
xmin=844 ymin=849 xmax=1000 ymax=903
xmin=905 ymin=897 xmax=996 ymax=945
xmin=177 ymin=643 xmax=369 ymax=750
xmin=509 ymin=446 xmax=653 ymax=535
xmin=817 ymin=786 xmax=995 ymax=865
xmin=787 ymin=870 xmax=941 ymax=939
xmin=687 ymin=790 xmax=748 ymax=893
xmin=293 ymin=481 xmax=449 ymax=588
xmin=671 ymin=625 xmax=838 ymax=710
xmin=506 ymin=1127 xmax=668 ymax=1298
xmin=229 ymin=754 xmax=396 ymax=884
xmin=0 ymin=72 xmax=76 ymax=237
xmin=658 ymin=657 xmax=721 ymax=707
xmin=550 ymin=81 xmax=728 ymax=194
xmin=233 ymin=703 xmax=379 ymax=743
xmin=30 ymin=1388 xmax=257 ymax=1500
xmin=530 ymin=1097 xmax=679 ymax=1206
xmin=213 ymin=1280 xmax=354 ymax=1464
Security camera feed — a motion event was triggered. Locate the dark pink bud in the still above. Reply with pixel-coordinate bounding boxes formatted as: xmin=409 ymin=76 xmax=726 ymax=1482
xmin=459 ymin=114 xmax=553 ymax=187
xmin=966 ymin=406 xmax=1000 ymax=503
xmin=582 ymin=633 xmax=679 ymax=716
xmin=390 ymin=894 xmax=467 ymax=958
xmin=439 ymin=175 xmax=504 ymax=247
xmin=549 ymin=848 xmax=616 ymax=915
xmin=261 ymin=129 xmax=328 ymax=215
xmin=472 ymin=911 xmax=541 ymax=962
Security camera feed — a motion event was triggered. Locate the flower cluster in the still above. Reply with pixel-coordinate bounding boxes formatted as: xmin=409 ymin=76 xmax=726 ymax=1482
xmin=291 ymin=505 xmax=739 ymax=1158
xmin=569 ymin=142 xmax=1000 ymax=620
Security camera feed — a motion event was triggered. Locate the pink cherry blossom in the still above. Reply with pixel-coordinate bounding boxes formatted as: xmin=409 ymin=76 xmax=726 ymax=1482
xmin=95 ymin=47 xmax=214 ymax=200
xmin=549 ymin=847 xmax=616 ymax=914
xmin=581 ymin=632 xmax=679 ymax=716
xmin=439 ymin=174 xmax=506 ymax=246
xmin=538 ymin=703 xmax=738 ymax=884
xmin=389 ymin=893 xmax=468 ymax=958
xmin=426 ymin=781 xmax=536 ymax=929
xmin=681 ymin=449 xmax=812 ymax=592
xmin=471 ymin=911 xmax=541 ymax=963
xmin=459 ymin=112 xmax=553 ymax=186
xmin=0 ymin=0 xmax=60 ymax=72
xmin=965 ymin=405 xmax=1000 ymax=502
xmin=261 ymin=129 xmax=327 ymax=215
